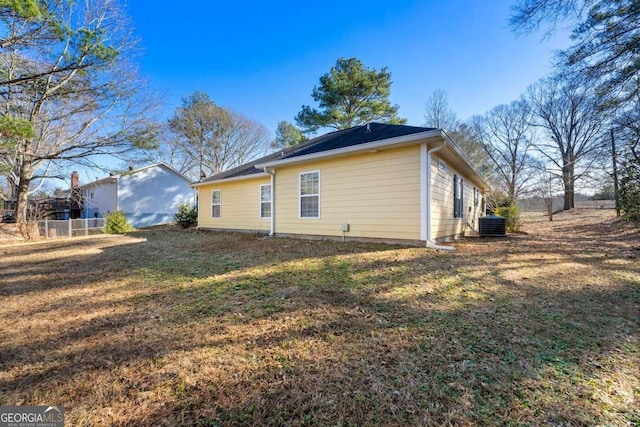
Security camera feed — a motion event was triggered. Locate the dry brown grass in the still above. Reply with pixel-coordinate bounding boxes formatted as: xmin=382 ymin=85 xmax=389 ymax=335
xmin=1 ymin=209 xmax=638 ymax=426
xmin=0 ymin=223 xmax=21 ymax=241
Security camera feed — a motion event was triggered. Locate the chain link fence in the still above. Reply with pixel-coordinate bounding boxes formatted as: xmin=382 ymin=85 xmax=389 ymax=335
xmin=38 ymin=218 xmax=106 ymax=239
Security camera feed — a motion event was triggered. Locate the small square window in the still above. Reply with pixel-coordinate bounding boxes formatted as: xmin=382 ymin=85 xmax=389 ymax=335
xmin=438 ymin=159 xmax=447 ymax=173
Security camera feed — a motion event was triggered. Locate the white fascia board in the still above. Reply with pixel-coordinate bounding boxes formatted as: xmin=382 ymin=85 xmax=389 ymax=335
xmin=190 ymin=172 xmax=270 ymax=188
xmin=77 ymin=176 xmax=118 ymax=189
xmin=154 ymin=162 xmax=193 ymax=183
xmin=255 ymin=129 xmax=443 ymax=169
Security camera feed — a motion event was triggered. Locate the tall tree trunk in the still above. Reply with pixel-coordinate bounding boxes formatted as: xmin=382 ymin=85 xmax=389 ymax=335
xmin=565 ymin=179 xmax=575 ymax=210
xmin=562 ymin=159 xmax=573 ymax=211
xmin=611 ymin=129 xmax=621 ymax=217
xmin=9 ymin=179 xmax=17 ymax=199
xmin=568 ymin=156 xmax=576 ymax=209
xmin=14 ymin=159 xmax=32 ymax=224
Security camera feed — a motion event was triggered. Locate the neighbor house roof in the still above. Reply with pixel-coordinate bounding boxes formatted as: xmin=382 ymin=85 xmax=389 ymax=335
xmin=77 ymin=162 xmax=191 ymax=189
xmin=195 ymin=123 xmax=436 ymax=185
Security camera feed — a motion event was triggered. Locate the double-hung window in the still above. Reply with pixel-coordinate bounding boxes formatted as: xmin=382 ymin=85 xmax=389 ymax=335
xmin=211 ymin=190 xmax=221 ymax=218
xmin=453 ymin=175 xmax=463 ymax=219
xmin=299 ymin=171 xmax=320 ymax=218
xmin=260 ymin=184 xmax=272 ymax=219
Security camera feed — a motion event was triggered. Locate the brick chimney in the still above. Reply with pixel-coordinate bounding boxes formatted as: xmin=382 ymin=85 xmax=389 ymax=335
xmin=70 ymin=171 xmax=82 ymax=218
xmin=71 ymin=171 xmax=79 ymax=189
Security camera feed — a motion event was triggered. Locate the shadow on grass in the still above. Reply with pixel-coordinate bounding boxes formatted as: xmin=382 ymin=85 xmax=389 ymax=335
xmin=0 ymin=227 xmax=638 ymax=425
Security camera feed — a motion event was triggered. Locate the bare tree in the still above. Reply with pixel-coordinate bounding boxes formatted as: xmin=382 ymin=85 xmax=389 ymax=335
xmin=168 ymin=92 xmax=233 ymax=179
xmin=472 ymin=100 xmax=538 ymax=202
xmin=536 ymin=171 xmax=562 ymax=221
xmin=124 ymin=126 xmax=196 ymax=179
xmin=168 ymin=92 xmax=269 ymax=178
xmin=448 ymin=123 xmax=493 ymax=172
xmin=510 ymin=0 xmax=591 ymax=35
xmin=526 ymin=77 xmax=607 ymax=210
xmin=511 ymin=0 xmax=640 ymax=102
xmin=423 ymin=90 xmax=492 ymax=171
xmin=223 ymin=109 xmax=270 ymax=168
xmin=0 ymin=0 xmax=158 ymax=225
xmin=424 ymin=89 xmax=459 ymax=131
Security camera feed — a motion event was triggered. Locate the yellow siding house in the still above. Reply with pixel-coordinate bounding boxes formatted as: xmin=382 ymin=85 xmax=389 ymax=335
xmin=192 ymin=123 xmax=491 ymax=248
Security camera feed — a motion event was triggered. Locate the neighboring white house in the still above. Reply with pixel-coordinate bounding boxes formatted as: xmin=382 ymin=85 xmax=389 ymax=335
xmin=78 ymin=163 xmax=195 ymax=228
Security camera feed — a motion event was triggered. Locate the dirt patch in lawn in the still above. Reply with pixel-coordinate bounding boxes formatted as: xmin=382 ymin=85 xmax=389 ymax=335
xmin=0 ymin=210 xmax=638 ymax=426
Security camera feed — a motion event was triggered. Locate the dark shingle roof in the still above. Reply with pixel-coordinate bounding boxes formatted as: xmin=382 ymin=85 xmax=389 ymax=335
xmin=199 ymin=122 xmax=435 ymax=183
xmin=281 ymin=122 xmax=433 ymax=158
xmin=198 ymin=144 xmax=304 ymax=183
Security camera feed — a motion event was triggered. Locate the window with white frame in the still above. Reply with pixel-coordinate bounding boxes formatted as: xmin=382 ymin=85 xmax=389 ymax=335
xmin=438 ymin=159 xmax=447 ymax=173
xmin=211 ymin=190 xmax=221 ymax=218
xmin=474 ymin=187 xmax=479 ymax=206
xmin=260 ymin=184 xmax=272 ymax=219
xmin=453 ymin=175 xmax=463 ymax=219
xmin=299 ymin=171 xmax=320 ymax=218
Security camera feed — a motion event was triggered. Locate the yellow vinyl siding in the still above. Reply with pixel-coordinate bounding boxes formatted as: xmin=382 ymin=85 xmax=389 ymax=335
xmin=430 ymin=154 xmax=483 ymax=240
xmin=197 ymin=177 xmax=271 ymax=232
xmin=274 ymin=146 xmax=422 ymax=240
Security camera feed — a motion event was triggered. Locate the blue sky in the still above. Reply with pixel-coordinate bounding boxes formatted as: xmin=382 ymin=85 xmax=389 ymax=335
xmin=125 ymin=0 xmax=570 ymax=137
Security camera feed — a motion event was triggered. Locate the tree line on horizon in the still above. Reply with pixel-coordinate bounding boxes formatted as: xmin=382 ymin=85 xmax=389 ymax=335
xmin=1 ymin=0 xmax=639 ymax=228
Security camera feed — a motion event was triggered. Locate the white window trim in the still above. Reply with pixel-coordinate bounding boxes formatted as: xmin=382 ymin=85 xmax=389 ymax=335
xmin=454 ymin=175 xmax=463 ymax=219
xmin=260 ymin=184 xmax=272 ymax=219
xmin=438 ymin=159 xmax=447 ymax=173
xmin=299 ymin=170 xmax=320 ymax=219
xmin=211 ymin=189 xmax=221 ymax=219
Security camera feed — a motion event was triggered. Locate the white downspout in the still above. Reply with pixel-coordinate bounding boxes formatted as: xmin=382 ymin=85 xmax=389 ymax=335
xmin=426 ymin=140 xmax=455 ymax=251
xmin=263 ymin=167 xmax=275 ymax=236
xmin=195 ymin=187 xmax=200 ymax=229
xmin=114 ymin=178 xmax=119 ymax=213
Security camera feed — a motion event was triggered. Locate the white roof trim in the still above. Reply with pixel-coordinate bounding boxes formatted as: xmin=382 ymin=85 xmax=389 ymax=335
xmin=77 ymin=162 xmax=192 ymax=189
xmin=192 ymin=128 xmax=490 ymax=191
xmin=255 ymin=129 xmax=443 ymax=169
xmin=119 ymin=162 xmax=192 ymax=183
xmin=253 ymin=128 xmax=491 ymax=191
xmin=191 ymin=172 xmax=270 ymax=187
xmin=77 ymin=176 xmax=118 ymax=189
xmin=152 ymin=162 xmax=193 ymax=182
